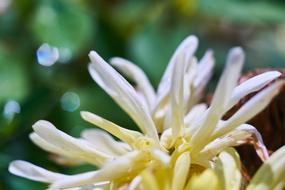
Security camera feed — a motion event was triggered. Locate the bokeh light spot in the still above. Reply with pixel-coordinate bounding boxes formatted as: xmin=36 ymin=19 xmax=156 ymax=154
xmin=3 ymin=100 xmax=21 ymax=120
xmin=60 ymin=92 xmax=80 ymax=112
xmin=37 ymin=43 xmax=59 ymax=67
xmin=58 ymin=47 xmax=72 ymax=63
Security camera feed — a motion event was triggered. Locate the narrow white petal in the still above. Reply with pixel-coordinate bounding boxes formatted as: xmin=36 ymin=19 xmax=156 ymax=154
xmin=50 ymin=171 xmax=99 ymax=189
xmin=193 ymin=50 xmax=215 ymax=88
xmin=215 ymin=80 xmax=285 ymax=137
xmin=185 ymin=169 xmax=219 ymax=190
xmin=154 ymin=36 xmax=198 ymax=119
xmin=192 ymin=50 xmax=215 ymax=104
xmin=151 ymin=149 xmax=171 ymax=165
xmin=183 ymin=58 xmax=198 ymax=109
xmin=9 ymin=160 xmax=67 ymax=183
xmin=190 ymin=48 xmax=244 ymax=151
xmin=234 ymin=124 xmax=269 ymax=161
xmin=200 ymin=124 xmax=268 ymax=161
xmin=88 ymin=51 xmax=158 ymax=141
xmin=247 ymin=145 xmax=285 ymax=190
xmin=128 ymin=176 xmax=142 ymax=190
xmin=184 ymin=103 xmax=208 ymax=126
xmin=225 ymin=71 xmax=281 ymax=113
xmin=30 ymin=133 xmax=84 ymax=166
xmin=160 ymin=128 xmax=173 ymax=150
xmin=171 ymin=151 xmax=191 ymax=190
xmin=189 ymin=108 xmax=219 ymax=152
xmin=81 ymin=129 xmax=128 ymax=156
xmin=30 ymin=132 xmax=63 ymax=154
xmin=210 ymin=47 xmax=244 ymax=112
xmin=51 ymin=151 xmax=149 ymax=189
xmin=33 ymin=120 xmax=112 ymax=166
xmin=140 ymin=171 xmax=160 ymax=190
xmin=157 ymin=35 xmax=198 ymax=98
xmin=81 ymin=111 xmax=142 ymax=147
xmin=110 ymin=57 xmax=156 ymax=110
xmin=169 ymin=41 xmax=197 ymax=139
xmin=214 ymin=148 xmax=241 ymax=190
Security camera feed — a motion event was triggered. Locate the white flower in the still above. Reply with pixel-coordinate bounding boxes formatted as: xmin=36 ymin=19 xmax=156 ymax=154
xmin=9 ymin=35 xmax=284 ymax=189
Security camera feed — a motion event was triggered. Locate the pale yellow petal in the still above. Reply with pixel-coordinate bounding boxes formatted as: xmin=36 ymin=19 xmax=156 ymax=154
xmin=215 ymin=80 xmax=285 ymax=137
xmin=51 ymin=151 xmax=149 ymax=189
xmin=211 ymin=47 xmax=244 ymax=112
xmin=30 ymin=132 xmax=63 ymax=155
xmin=9 ymin=160 xmax=67 ymax=183
xmin=128 ymin=176 xmax=142 ymax=190
xmin=154 ymin=36 xmax=198 ymax=122
xmin=81 ymin=128 xmax=128 ymax=156
xmin=189 ymin=48 xmax=244 ymax=152
xmin=156 ymin=35 xmax=198 ymax=100
xmin=193 ymin=50 xmax=215 ymax=89
xmin=247 ymin=146 xmax=285 ymax=190
xmin=200 ymin=124 xmax=268 ymax=161
xmin=169 ymin=41 xmax=197 ymax=140
xmin=184 ymin=103 xmax=207 ymax=127
xmin=214 ymin=148 xmax=241 ymax=190
xmin=191 ymin=50 xmax=215 ymax=105
xmin=33 ymin=120 xmax=112 ymax=166
xmin=141 ymin=170 xmax=160 ymax=190
xmin=88 ymin=51 xmax=159 ymax=141
xmin=110 ymin=57 xmax=156 ymax=110
xmin=171 ymin=151 xmax=191 ymax=190
xmin=185 ymin=169 xmax=220 ymax=190
xmin=225 ymin=71 xmax=281 ymax=113
xmin=81 ymin=111 xmax=142 ymax=147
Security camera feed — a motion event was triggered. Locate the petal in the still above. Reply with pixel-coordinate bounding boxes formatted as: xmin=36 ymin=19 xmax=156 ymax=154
xmin=225 ymin=71 xmax=281 ymax=113
xmin=171 ymin=151 xmax=191 ymax=190
xmin=169 ymin=40 xmax=197 ymax=140
xmin=183 ymin=58 xmax=198 ymax=109
xmin=160 ymin=128 xmax=174 ymax=150
xmin=88 ymin=51 xmax=158 ymax=141
xmin=234 ymin=124 xmax=269 ymax=161
xmin=9 ymin=160 xmax=67 ymax=183
xmin=157 ymin=35 xmax=198 ymax=99
xmin=151 ymin=149 xmax=171 ymax=165
xmin=30 ymin=132 xmax=63 ymax=154
xmin=214 ymin=148 xmax=241 ymax=190
xmin=215 ymin=80 xmax=285 ymax=137
xmin=154 ymin=36 xmax=198 ymax=119
xmin=81 ymin=111 xmax=142 ymax=147
xmin=128 ymin=176 xmax=142 ymax=190
xmin=185 ymin=169 xmax=219 ymax=190
xmin=247 ymin=145 xmax=285 ymax=190
xmin=184 ymin=103 xmax=208 ymax=127
xmin=81 ymin=129 xmax=128 ymax=156
xmin=30 ymin=133 xmax=84 ymax=166
xmin=210 ymin=47 xmax=244 ymax=113
xmin=193 ymin=50 xmax=215 ymax=89
xmin=191 ymin=50 xmax=215 ymax=105
xmin=33 ymin=120 xmax=112 ymax=166
xmin=110 ymin=57 xmax=156 ymax=110
xmin=140 ymin=170 xmax=160 ymax=190
xmin=200 ymin=124 xmax=268 ymax=161
xmin=189 ymin=48 xmax=244 ymax=152
xmin=50 ymin=151 xmax=150 ymax=189
xmin=50 ymin=171 xmax=99 ymax=189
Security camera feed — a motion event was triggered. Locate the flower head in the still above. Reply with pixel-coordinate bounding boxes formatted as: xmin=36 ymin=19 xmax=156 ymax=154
xmin=9 ymin=35 xmax=284 ymax=189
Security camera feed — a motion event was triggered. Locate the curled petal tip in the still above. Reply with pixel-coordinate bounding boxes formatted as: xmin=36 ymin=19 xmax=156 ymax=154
xmin=227 ymin=47 xmax=245 ymax=64
xmin=32 ymin=120 xmax=53 ymax=131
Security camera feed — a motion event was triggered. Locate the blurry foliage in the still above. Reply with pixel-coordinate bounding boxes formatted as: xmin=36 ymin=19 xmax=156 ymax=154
xmin=0 ymin=0 xmax=285 ymax=189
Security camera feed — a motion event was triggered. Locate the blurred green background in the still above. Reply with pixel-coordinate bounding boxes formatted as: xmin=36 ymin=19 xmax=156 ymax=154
xmin=1 ymin=0 xmax=285 ymax=189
